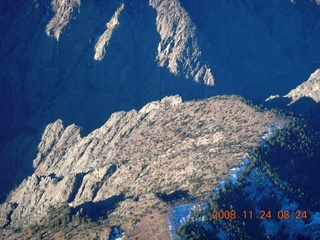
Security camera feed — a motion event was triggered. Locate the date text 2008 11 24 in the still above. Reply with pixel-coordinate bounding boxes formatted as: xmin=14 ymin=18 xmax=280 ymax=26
xmin=212 ymin=210 xmax=307 ymax=220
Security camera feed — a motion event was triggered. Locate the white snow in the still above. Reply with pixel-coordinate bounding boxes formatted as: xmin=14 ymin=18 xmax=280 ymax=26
xmin=167 ymin=122 xmax=288 ymax=239
xmin=167 ymin=203 xmax=206 ymax=240
xmin=109 ymin=226 xmax=125 ymax=240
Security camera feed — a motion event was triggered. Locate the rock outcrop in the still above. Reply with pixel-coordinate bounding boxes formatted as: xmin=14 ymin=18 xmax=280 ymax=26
xmin=0 ymin=95 xmax=284 ymax=238
xmin=149 ymin=0 xmax=214 ymax=85
xmin=2 ymin=0 xmax=320 ymax=137
xmin=284 ymin=68 xmax=320 ymax=104
xmin=45 ymin=0 xmax=81 ymax=41
xmin=45 ymin=0 xmax=214 ymax=85
xmin=94 ymin=3 xmax=125 ymax=61
xmin=1 ymin=1 xmax=320 ymax=236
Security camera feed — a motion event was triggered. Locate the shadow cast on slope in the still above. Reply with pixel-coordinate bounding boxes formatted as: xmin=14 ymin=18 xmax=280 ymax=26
xmin=0 ymin=127 xmax=39 ymax=203
xmin=0 ymin=0 xmax=222 ymax=205
xmin=264 ymin=96 xmax=320 ymax=131
xmin=289 ymin=97 xmax=320 ymax=131
xmin=72 ymin=193 xmax=125 ymax=222
xmin=155 ymin=190 xmax=195 ymax=204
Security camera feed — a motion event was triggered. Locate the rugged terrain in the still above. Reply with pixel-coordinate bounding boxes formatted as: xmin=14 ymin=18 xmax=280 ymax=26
xmin=177 ymin=117 xmax=320 ymax=239
xmin=1 ymin=0 xmax=320 ymax=239
xmin=264 ymin=68 xmax=320 ymax=129
xmin=0 ymin=95 xmax=283 ymax=239
xmin=1 ymin=0 xmax=320 ymax=202
xmin=264 ymin=68 xmax=320 ymax=104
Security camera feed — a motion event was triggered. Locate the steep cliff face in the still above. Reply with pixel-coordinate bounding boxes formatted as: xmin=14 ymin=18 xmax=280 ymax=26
xmin=94 ymin=3 xmax=125 ymax=61
xmin=1 ymin=0 xmax=320 ymax=130
xmin=0 ymin=95 xmax=283 ymax=238
xmin=264 ymin=69 xmax=320 ymax=130
xmin=149 ymin=0 xmax=214 ymax=85
xmin=180 ymin=0 xmax=320 ymax=95
xmin=284 ymin=68 xmax=320 ymax=104
xmin=45 ymin=0 xmax=81 ymax=41
xmin=2 ymin=0 xmax=214 ymax=200
xmin=1 ymin=0 xmax=320 ymax=234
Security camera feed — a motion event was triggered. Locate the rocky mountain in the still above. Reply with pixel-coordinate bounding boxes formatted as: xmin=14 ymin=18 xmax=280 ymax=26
xmin=0 ymin=95 xmax=283 ymax=239
xmin=1 ymin=0 xmax=320 ymax=238
xmin=1 ymin=0 xmax=320 ymax=127
xmin=2 ymin=0 xmax=320 ymax=204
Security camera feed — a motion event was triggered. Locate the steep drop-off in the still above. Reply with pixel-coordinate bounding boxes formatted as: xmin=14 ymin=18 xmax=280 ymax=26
xmin=1 ymin=0 xmax=320 ymax=227
xmin=0 ymin=95 xmax=284 ymax=239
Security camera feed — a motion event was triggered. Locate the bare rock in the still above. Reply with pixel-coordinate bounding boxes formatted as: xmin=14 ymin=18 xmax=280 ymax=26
xmin=45 ymin=0 xmax=81 ymax=41
xmin=94 ymin=3 xmax=125 ymax=61
xmin=284 ymin=69 xmax=320 ymax=104
xmin=149 ymin=0 xmax=214 ymax=85
xmin=0 ymin=95 xmax=284 ymax=232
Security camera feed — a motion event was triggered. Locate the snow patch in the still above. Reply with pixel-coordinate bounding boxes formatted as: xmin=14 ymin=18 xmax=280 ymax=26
xmin=212 ymin=123 xmax=282 ymax=194
xmin=167 ymin=122 xmax=284 ymax=239
xmin=261 ymin=124 xmax=281 ymax=147
xmin=108 ymin=226 xmax=125 ymax=240
xmin=167 ymin=203 xmax=206 ymax=240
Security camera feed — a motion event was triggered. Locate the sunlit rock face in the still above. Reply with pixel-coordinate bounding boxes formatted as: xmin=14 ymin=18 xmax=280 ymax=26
xmin=149 ymin=0 xmax=214 ymax=85
xmin=1 ymin=0 xmax=320 ymax=130
xmin=1 ymin=0 xmax=320 ymax=207
xmin=0 ymin=95 xmax=280 ymax=233
xmin=264 ymin=68 xmax=320 ymax=130
xmin=94 ymin=3 xmax=125 ymax=61
xmin=284 ymin=69 xmax=320 ymax=104
xmin=45 ymin=0 xmax=81 ymax=41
